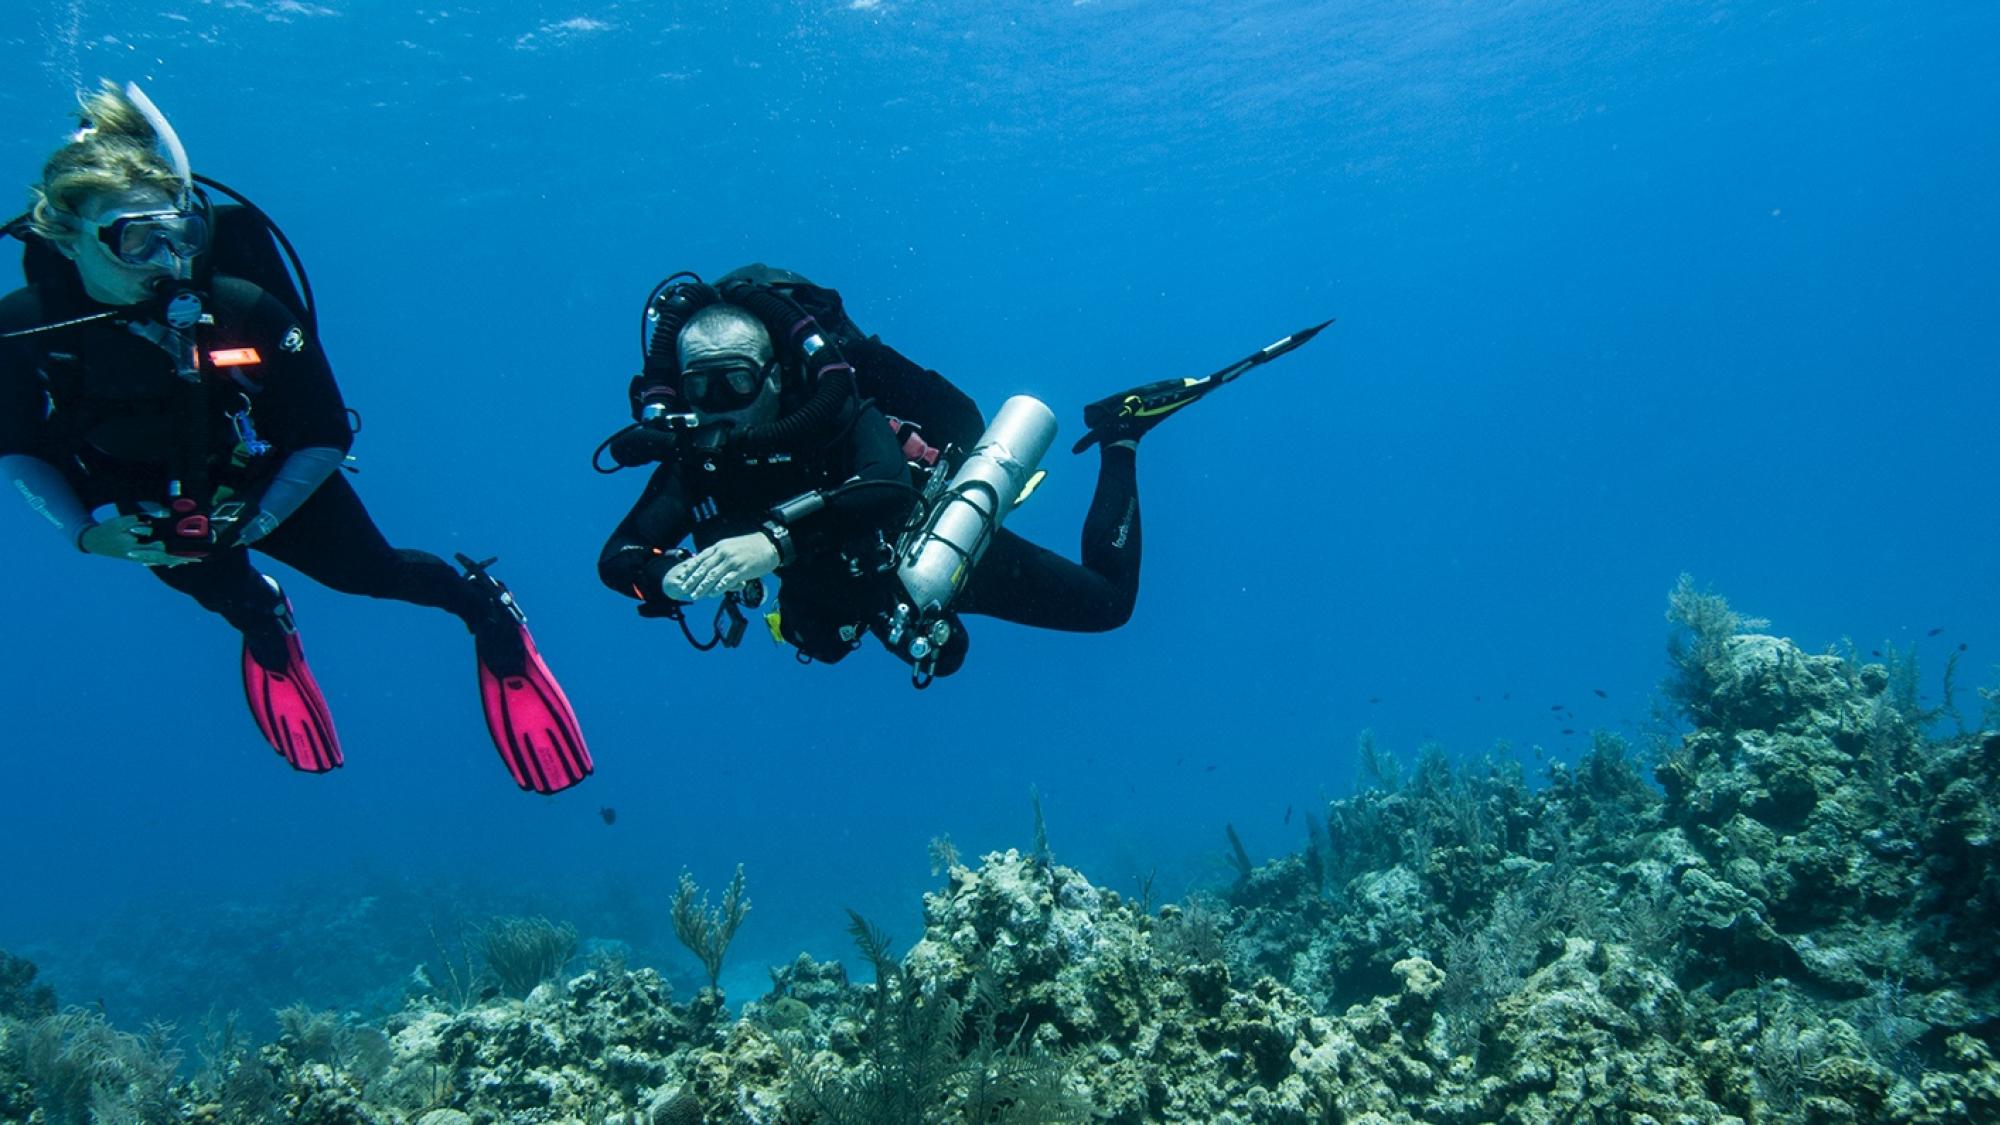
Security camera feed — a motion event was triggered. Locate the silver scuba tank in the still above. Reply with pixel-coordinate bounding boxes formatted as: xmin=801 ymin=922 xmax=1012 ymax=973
xmin=888 ymin=395 xmax=1058 ymax=659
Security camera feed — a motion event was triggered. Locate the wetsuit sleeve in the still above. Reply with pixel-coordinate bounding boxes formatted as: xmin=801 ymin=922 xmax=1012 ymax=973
xmin=2 ymin=454 xmax=91 ymax=547
xmin=776 ymin=405 xmax=916 ymax=560
xmin=833 ymin=404 xmax=917 ymax=524
xmin=599 ymin=463 xmax=697 ymax=606
xmin=0 ymin=290 xmax=52 ymax=461
xmin=214 ymin=279 xmax=354 ymax=455
xmin=254 ymin=446 xmax=346 ymax=525
xmin=0 ymin=291 xmax=90 ymax=546
xmin=222 ymin=444 xmax=345 ymax=548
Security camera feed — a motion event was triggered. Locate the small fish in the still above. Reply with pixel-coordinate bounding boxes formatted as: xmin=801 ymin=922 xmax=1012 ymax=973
xmin=1175 ymin=756 xmax=1184 ymax=767
xmin=1561 ymin=728 xmax=1575 ymax=735
xmin=598 ymin=807 xmax=617 ymax=826
xmin=1368 ymin=696 xmax=1382 ymax=704
xmin=1928 ymin=627 xmax=1944 ymax=637
xmin=1283 ymin=804 xmax=1294 ymax=825
xmin=1503 ymin=692 xmax=1512 ymax=701
xmin=1959 ymin=642 xmax=1969 ymax=652
xmin=1592 ymin=688 xmax=1607 ymax=699
xmin=1203 ymin=764 xmax=1217 ymax=772
xmin=1474 ymin=694 xmax=1483 ymax=702
xmin=1550 ymin=704 xmax=1564 ymax=711
xmin=1871 ymin=650 xmax=1882 ymax=657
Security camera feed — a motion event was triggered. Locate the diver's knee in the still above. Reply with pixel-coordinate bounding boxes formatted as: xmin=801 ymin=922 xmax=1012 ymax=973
xmin=1077 ymin=597 xmax=1135 ymax=633
xmin=597 ymin=560 xmax=630 ymax=598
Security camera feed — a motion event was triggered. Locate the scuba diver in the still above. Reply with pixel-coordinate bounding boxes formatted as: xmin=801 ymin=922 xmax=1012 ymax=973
xmin=596 ymin=264 xmax=1328 ymax=686
xmin=0 ymin=82 xmax=591 ymax=793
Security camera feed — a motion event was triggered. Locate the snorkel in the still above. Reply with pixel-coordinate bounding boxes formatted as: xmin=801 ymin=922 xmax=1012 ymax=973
xmin=124 ymin=82 xmax=194 ymax=216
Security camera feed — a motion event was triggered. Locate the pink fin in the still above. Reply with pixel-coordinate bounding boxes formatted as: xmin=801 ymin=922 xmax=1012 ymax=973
xmin=241 ymin=630 xmax=343 ymax=773
xmin=478 ymin=623 xmax=592 ymax=794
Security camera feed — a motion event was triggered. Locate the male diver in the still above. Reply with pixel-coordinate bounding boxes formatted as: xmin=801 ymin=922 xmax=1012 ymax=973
xmin=596 ymin=265 xmax=1326 ymax=684
xmin=0 ymin=82 xmax=591 ymax=793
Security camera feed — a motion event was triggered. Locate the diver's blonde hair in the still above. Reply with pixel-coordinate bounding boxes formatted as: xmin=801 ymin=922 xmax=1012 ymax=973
xmin=28 ymin=80 xmax=185 ymax=243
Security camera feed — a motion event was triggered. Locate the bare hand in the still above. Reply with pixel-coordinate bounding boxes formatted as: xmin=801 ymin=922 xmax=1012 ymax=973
xmin=78 ymin=514 xmax=195 ymax=567
xmin=666 ymin=533 xmax=781 ymax=601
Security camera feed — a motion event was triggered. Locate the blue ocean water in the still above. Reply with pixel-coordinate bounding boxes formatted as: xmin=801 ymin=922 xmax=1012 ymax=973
xmin=0 ymin=0 xmax=1994 ymax=1029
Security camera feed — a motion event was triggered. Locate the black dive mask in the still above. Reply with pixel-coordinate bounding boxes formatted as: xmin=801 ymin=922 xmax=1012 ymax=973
xmin=89 ymin=208 xmax=210 ymax=269
xmin=680 ymin=358 xmax=774 ymax=414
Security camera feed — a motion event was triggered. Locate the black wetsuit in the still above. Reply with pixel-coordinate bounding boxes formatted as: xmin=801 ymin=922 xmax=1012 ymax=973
xmin=598 ymin=342 xmax=1143 ymax=675
xmin=0 ymin=273 xmax=485 ymax=652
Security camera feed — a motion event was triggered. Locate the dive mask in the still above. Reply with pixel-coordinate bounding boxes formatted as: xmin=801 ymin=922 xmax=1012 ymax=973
xmin=86 ymin=208 xmax=210 ymax=270
xmin=680 ymin=357 xmax=774 ymax=414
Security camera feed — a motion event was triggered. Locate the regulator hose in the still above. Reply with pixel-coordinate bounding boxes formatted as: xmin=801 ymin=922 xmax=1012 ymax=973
xmin=713 ymin=277 xmax=864 ymax=456
xmin=628 ymin=274 xmax=720 ymax=420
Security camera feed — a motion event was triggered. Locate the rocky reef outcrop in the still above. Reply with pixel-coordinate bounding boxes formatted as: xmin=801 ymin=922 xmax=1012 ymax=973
xmin=2 ymin=594 xmax=1997 ymax=1122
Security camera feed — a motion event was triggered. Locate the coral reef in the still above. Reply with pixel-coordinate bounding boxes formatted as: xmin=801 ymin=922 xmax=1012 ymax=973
xmin=672 ymin=867 xmax=752 ymax=996
xmin=0 ymin=952 xmax=55 ymax=1022
xmin=1 ymin=591 xmax=1997 ymax=1122
xmin=482 ymin=917 xmax=581 ymax=1000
